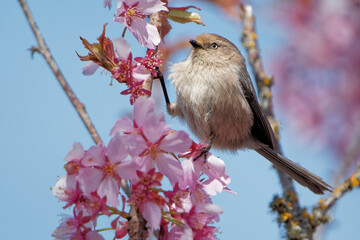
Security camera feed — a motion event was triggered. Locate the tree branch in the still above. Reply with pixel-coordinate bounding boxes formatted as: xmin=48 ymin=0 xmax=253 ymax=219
xmin=319 ymin=166 xmax=360 ymax=212
xmin=239 ymin=3 xmax=297 ymax=199
xmin=333 ymin=123 xmax=360 ymax=187
xmin=18 ymin=1 xmax=140 ymax=237
xmin=18 ymin=0 xmax=102 ymax=145
xmin=300 ymin=166 xmax=360 ymax=240
xmin=127 ymin=204 xmax=148 ymax=240
xmin=239 ymin=4 xmax=313 ymax=239
xmin=314 ymin=124 xmax=360 ymax=239
xmin=239 ymin=4 xmax=295 ymax=194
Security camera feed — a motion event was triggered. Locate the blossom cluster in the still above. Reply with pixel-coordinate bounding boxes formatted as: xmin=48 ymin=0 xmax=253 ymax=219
xmin=78 ymin=0 xmax=205 ymax=105
xmin=52 ymin=97 xmax=232 ymax=239
xmin=55 ymin=1 xmax=229 ymax=238
xmin=78 ymin=24 xmax=161 ymax=104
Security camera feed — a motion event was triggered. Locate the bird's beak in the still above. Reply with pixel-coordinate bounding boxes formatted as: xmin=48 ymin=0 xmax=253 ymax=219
xmin=189 ymin=39 xmax=203 ymax=49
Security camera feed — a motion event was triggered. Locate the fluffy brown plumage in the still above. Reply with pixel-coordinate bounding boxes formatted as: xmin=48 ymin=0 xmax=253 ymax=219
xmin=167 ymin=33 xmax=332 ymax=194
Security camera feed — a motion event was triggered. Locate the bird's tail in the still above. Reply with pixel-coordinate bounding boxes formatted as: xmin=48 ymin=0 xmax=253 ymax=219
xmin=256 ymin=146 xmax=332 ymax=194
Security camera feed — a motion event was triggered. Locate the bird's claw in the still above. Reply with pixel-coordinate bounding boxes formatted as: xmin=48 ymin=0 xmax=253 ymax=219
xmin=194 ymin=146 xmax=211 ymax=163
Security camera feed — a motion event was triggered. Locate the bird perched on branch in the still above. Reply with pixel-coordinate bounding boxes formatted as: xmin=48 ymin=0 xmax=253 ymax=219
xmin=165 ymin=33 xmax=332 ymax=194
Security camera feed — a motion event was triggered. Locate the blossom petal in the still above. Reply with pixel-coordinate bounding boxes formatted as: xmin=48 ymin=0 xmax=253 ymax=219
xmin=179 ymin=158 xmax=198 ymax=191
xmin=156 ymin=154 xmax=183 ymax=186
xmin=116 ymin=0 xmax=138 ymax=10
xmin=97 ymin=176 xmax=120 ymax=207
xmin=169 ymin=224 xmax=192 ymax=240
xmin=195 ymin=203 xmax=223 ymax=215
xmin=52 ymin=175 xmax=76 ymax=201
xmin=129 ymin=20 xmax=160 ymax=49
xmin=159 ymin=131 xmax=192 ymax=153
xmin=64 ymin=142 xmax=84 ymax=162
xmin=133 ymin=96 xmax=155 ymax=127
xmin=110 ymin=116 xmax=133 ymax=136
xmin=202 ymin=179 xmax=224 ymax=196
xmin=107 ymin=134 xmax=128 ymax=163
xmin=139 ymin=0 xmax=168 ymax=15
xmin=113 ymin=37 xmax=131 ymax=59
xmin=134 ymin=156 xmax=154 ymax=173
xmin=142 ymin=112 xmax=165 ymax=143
xmin=82 ymin=145 xmax=106 ymax=167
xmin=117 ymin=159 xmax=139 ymax=182
xmin=82 ymin=62 xmax=100 ymax=75
xmin=78 ymin=168 xmax=103 ymax=193
xmin=127 ymin=134 xmax=147 ymax=156
xmin=142 ymin=201 xmax=161 ymax=230
xmin=118 ymin=156 xmax=154 ymax=182
xmin=133 ymin=65 xmax=151 ymax=82
xmin=85 ymin=230 xmax=105 ymax=240
xmin=202 ymin=154 xmax=231 ymax=185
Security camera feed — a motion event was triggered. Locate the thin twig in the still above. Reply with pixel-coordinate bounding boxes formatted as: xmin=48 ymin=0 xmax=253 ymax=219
xmin=127 ymin=204 xmax=148 ymax=240
xmin=319 ymin=166 xmax=360 ymax=211
xmin=150 ymin=12 xmax=172 ymax=107
xmin=309 ymin=165 xmax=360 ymax=240
xmin=239 ymin=4 xmax=296 ymax=194
xmin=239 ymin=4 xmax=314 ymax=239
xmin=333 ymin=123 xmax=360 ymax=187
xmin=239 ymin=3 xmax=297 ymax=201
xmin=18 ymin=0 xmax=102 ymax=145
xmin=313 ymin=132 xmax=360 ymax=238
xmin=156 ymin=67 xmax=170 ymax=105
xmin=314 ymin=125 xmax=360 ymax=239
xmin=19 ymin=1 xmax=143 ymax=239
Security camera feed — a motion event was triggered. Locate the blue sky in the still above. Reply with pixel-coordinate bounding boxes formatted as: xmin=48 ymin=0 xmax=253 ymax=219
xmin=1 ymin=0 xmax=359 ymax=239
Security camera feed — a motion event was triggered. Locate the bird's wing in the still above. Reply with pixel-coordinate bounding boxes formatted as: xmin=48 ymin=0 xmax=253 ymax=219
xmin=240 ymin=77 xmax=279 ymax=152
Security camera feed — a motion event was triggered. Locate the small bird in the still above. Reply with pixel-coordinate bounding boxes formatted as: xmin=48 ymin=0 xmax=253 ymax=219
xmin=166 ymin=33 xmax=332 ymax=194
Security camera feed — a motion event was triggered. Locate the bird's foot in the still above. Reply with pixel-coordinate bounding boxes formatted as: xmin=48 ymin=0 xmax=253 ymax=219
xmin=194 ymin=144 xmax=212 ymax=163
xmin=194 ymin=133 xmax=215 ymax=162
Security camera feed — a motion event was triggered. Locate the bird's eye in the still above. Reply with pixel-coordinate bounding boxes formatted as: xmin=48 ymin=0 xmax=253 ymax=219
xmin=210 ymin=43 xmax=218 ymax=49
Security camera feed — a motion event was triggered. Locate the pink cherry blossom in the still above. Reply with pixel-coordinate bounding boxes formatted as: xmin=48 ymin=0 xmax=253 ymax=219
xmin=81 ymin=36 xmax=151 ymax=104
xmin=64 ymin=142 xmax=84 ymax=162
xmin=143 ymin=201 xmax=162 ymax=230
xmin=78 ymin=134 xmax=128 ymax=207
xmin=169 ymin=203 xmax=222 ymax=240
xmin=110 ymin=96 xmax=192 ymax=184
xmin=82 ymin=62 xmax=100 ymax=76
xmin=84 ymin=230 xmax=105 ymax=240
xmin=164 ymin=183 xmax=189 ymax=211
xmin=112 ymin=218 xmax=128 ymax=238
xmin=179 ymin=141 xmax=231 ymax=195
xmin=128 ymin=169 xmax=165 ymax=230
xmin=134 ymin=49 xmax=163 ymax=76
xmin=80 ymin=192 xmax=110 ymax=217
xmin=114 ymin=0 xmax=168 ymax=49
xmin=80 ymin=36 xmax=138 ymax=86
xmin=64 ymin=142 xmax=84 ymax=175
xmin=169 ymin=224 xmax=193 ymax=240
xmin=119 ymin=65 xmax=152 ymax=105
xmin=134 ymin=128 xmax=191 ymax=186
xmin=189 ymin=183 xmax=214 ymax=206
xmin=111 ymin=52 xmax=133 ymax=81
xmin=116 ymin=156 xmax=152 ymax=183
xmin=120 ymin=76 xmax=151 ymax=105
xmin=111 ymin=37 xmax=134 ymax=82
xmin=186 ymin=203 xmax=222 ymax=239
xmin=110 ymin=95 xmax=156 ymax=135
xmin=52 ymin=210 xmax=95 ymax=240
xmin=52 ymin=175 xmax=82 ymax=209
